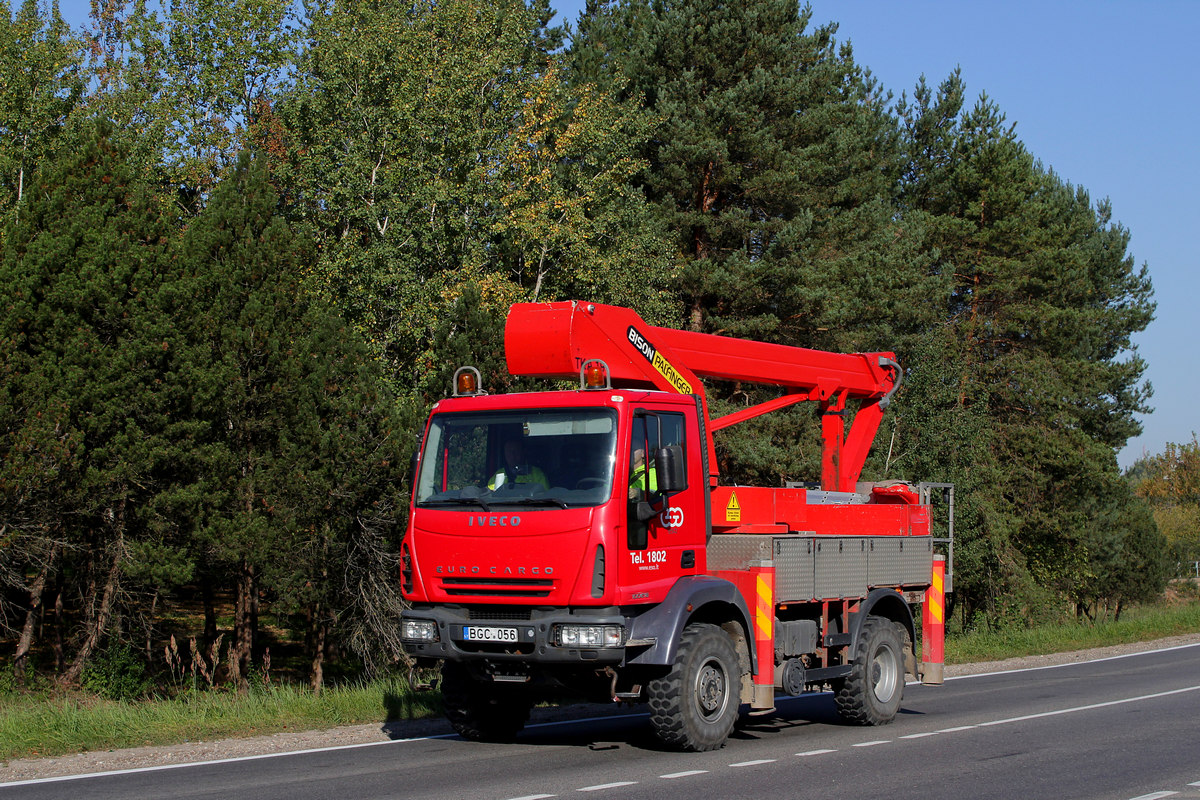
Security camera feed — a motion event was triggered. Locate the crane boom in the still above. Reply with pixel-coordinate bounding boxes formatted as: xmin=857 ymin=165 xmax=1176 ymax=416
xmin=504 ymin=301 xmax=901 ymax=491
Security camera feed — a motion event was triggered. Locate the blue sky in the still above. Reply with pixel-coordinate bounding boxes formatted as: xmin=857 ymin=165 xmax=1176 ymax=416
xmin=50 ymin=0 xmax=1197 ymax=468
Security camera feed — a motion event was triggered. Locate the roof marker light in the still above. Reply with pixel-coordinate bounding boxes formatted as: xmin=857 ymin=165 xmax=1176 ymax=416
xmin=452 ymin=366 xmax=485 ymax=397
xmin=580 ymin=359 xmax=611 ymax=390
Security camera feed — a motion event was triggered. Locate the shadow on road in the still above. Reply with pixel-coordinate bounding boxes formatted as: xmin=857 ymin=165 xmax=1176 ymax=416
xmin=397 ymin=690 xmax=923 ymax=752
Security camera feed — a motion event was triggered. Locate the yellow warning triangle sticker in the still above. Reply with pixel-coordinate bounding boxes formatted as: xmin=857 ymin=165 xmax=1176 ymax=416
xmin=725 ymin=491 xmax=741 ymax=522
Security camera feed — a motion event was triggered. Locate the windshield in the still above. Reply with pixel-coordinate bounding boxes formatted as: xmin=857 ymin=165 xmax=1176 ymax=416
xmin=416 ymin=408 xmax=618 ymax=509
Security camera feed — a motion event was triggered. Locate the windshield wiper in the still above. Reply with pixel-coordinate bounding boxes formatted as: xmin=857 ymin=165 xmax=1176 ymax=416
xmin=490 ymin=497 xmax=570 ymax=509
xmin=420 ymin=498 xmax=492 ymax=512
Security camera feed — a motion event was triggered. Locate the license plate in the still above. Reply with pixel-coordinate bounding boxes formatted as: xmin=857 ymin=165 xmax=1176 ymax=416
xmin=463 ymin=626 xmax=518 ymax=643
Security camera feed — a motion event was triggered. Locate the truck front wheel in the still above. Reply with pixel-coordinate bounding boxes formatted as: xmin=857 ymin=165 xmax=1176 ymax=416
xmin=648 ymin=623 xmax=740 ymax=751
xmin=440 ymin=662 xmax=531 ymax=743
xmin=834 ymin=615 xmax=904 ymax=725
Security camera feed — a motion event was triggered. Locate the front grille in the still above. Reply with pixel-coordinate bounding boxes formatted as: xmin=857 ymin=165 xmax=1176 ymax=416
xmin=440 ymin=577 xmax=554 ymax=598
xmin=468 ymin=607 xmax=534 ymax=621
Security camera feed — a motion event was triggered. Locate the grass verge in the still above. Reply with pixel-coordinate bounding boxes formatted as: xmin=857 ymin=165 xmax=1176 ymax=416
xmin=944 ymin=600 xmax=1200 ymax=664
xmin=0 ymin=677 xmax=440 ymax=763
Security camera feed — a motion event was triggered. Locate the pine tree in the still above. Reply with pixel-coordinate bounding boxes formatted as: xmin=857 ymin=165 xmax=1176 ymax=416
xmin=570 ymin=0 xmax=936 ymax=486
xmin=169 ymin=151 xmax=409 ymax=690
xmin=0 ymin=119 xmax=177 ymax=683
xmin=892 ymin=82 xmax=1156 ymax=622
xmin=571 ymin=0 xmax=907 ymax=341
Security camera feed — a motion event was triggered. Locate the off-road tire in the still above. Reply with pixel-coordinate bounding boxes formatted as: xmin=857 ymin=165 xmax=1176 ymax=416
xmin=833 ymin=615 xmax=904 ymax=725
xmin=647 ymin=623 xmax=740 ymax=751
xmin=440 ymin=662 xmax=531 ymax=743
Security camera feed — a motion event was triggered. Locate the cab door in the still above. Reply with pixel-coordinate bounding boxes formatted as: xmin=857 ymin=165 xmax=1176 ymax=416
xmin=618 ymin=403 xmax=706 ymax=603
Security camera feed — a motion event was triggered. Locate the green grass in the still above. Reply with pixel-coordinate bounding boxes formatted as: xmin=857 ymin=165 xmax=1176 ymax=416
xmin=0 ymin=677 xmax=440 ymax=763
xmin=4 ymin=599 xmax=1199 ymax=764
xmin=945 ymin=600 xmax=1200 ymax=664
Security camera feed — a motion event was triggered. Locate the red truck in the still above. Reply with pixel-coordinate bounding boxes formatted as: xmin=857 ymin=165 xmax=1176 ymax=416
xmin=400 ymin=301 xmax=951 ymax=751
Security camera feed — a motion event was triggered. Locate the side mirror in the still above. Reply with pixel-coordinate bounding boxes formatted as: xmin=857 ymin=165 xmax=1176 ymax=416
xmin=635 ymin=500 xmax=658 ymax=522
xmin=655 ymin=445 xmax=685 ymax=493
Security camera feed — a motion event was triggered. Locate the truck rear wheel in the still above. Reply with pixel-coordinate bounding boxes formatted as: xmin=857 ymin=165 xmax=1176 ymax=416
xmin=440 ymin=662 xmax=531 ymax=743
xmin=648 ymin=622 xmax=740 ymax=751
xmin=834 ymin=616 xmax=904 ymax=725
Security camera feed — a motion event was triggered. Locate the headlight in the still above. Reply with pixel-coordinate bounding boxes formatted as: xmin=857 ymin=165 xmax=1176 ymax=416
xmin=554 ymin=624 xmax=624 ymax=648
xmin=401 ymin=618 xmax=439 ymax=643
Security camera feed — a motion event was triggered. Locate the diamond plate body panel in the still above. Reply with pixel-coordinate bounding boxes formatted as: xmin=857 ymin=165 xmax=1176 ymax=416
xmin=900 ymin=536 xmax=933 ymax=584
xmin=773 ymin=537 xmax=814 ymax=602
xmin=814 ymin=537 xmax=868 ymax=599
xmin=708 ymin=533 xmax=932 ymax=602
xmin=706 ymin=535 xmax=776 ymax=570
xmin=868 ymin=536 xmax=933 ymax=586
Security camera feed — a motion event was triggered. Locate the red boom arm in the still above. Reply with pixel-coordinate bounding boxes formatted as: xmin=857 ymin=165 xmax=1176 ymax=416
xmin=504 ymin=301 xmax=900 ymax=492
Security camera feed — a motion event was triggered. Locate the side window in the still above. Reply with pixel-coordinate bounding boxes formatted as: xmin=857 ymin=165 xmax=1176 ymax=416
xmin=628 ymin=412 xmax=687 ymax=501
xmin=629 ymin=415 xmax=656 ymax=501
xmin=627 ymin=410 xmax=689 ymax=549
xmin=661 ymin=414 xmax=685 ymax=459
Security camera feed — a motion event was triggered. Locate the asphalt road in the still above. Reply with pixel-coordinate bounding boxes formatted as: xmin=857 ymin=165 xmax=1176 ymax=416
xmin=4 ymin=643 xmax=1199 ymax=800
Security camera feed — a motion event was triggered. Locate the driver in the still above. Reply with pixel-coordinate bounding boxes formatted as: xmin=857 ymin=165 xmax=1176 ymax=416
xmin=488 ymin=439 xmax=548 ymax=490
xmin=628 ymin=448 xmax=658 ymax=500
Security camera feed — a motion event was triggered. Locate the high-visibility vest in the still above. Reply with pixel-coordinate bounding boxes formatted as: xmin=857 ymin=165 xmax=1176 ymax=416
xmin=630 ymin=462 xmax=658 ymax=494
xmin=488 ymin=465 xmax=548 ymax=491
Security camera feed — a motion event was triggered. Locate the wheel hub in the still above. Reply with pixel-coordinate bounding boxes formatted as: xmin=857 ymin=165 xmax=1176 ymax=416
xmin=695 ymin=658 xmax=728 ymax=719
xmin=871 ymin=642 xmax=899 ymax=702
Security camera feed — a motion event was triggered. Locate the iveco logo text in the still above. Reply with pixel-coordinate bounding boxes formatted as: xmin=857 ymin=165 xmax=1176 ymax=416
xmin=467 ymin=515 xmax=522 ymax=527
xmin=436 ymin=565 xmax=553 ymax=575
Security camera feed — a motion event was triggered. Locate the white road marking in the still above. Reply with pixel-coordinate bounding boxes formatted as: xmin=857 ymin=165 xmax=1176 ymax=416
xmin=508 ymin=795 xmax=557 ymax=800
xmin=852 ymin=740 xmax=890 ymax=747
xmin=1127 ymin=792 xmax=1177 ymax=800
xmin=976 ymin=685 xmax=1200 ymax=728
xmin=1189 ymin=781 xmax=1200 ymax=787
xmin=660 ymin=770 xmax=708 ymax=779
xmin=796 ymin=749 xmax=836 ymax=757
xmin=937 ymin=725 xmax=977 ymax=733
xmin=900 ymin=732 xmax=941 ymax=739
xmin=729 ymin=759 xmax=776 ymax=767
xmin=943 ymin=641 xmax=1200 ymax=681
xmin=578 ymin=782 xmax=636 ymax=792
xmin=0 ymin=735 xmax=442 ymax=789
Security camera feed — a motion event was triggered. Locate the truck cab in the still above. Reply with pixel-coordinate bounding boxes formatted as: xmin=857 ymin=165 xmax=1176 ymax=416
xmin=401 ymin=386 xmax=711 ymax=666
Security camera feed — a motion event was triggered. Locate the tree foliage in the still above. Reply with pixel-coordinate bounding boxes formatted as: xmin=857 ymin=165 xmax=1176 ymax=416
xmin=81 ymin=0 xmax=295 ymax=200
xmin=889 ymin=73 xmax=1157 ymax=625
xmin=1132 ymin=435 xmax=1200 ymax=567
xmin=571 ymin=1 xmax=1156 ymax=625
xmin=0 ymin=0 xmax=83 ymax=234
xmin=163 ymin=152 xmax=411 ymax=689
xmin=273 ymin=0 xmax=673 ymax=397
xmin=1 ymin=119 xmax=177 ymax=683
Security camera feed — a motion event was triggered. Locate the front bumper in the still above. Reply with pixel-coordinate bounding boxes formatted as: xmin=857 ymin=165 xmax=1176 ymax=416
xmin=401 ymin=605 xmax=628 ymax=665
